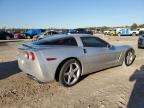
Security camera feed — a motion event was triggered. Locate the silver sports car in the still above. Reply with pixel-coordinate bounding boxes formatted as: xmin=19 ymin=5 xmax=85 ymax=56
xmin=17 ymin=34 xmax=136 ymax=87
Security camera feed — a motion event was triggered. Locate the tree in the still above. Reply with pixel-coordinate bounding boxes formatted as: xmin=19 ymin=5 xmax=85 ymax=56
xmin=100 ymin=26 xmax=111 ymax=32
xmin=139 ymin=24 xmax=144 ymax=28
xmin=131 ymin=23 xmax=138 ymax=30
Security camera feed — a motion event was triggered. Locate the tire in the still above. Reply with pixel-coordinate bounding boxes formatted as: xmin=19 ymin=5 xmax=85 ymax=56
xmin=132 ymin=33 xmax=136 ymax=36
xmin=6 ymin=36 xmax=11 ymax=40
xmin=118 ymin=33 xmax=121 ymax=36
xmin=59 ymin=59 xmax=81 ymax=87
xmin=125 ymin=49 xmax=135 ymax=66
xmin=138 ymin=46 xmax=141 ymax=49
xmin=23 ymin=35 xmax=26 ymax=39
xmin=27 ymin=36 xmax=31 ymax=39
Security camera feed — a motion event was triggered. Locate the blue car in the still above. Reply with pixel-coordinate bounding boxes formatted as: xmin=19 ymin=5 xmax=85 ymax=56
xmin=24 ymin=29 xmax=45 ymax=39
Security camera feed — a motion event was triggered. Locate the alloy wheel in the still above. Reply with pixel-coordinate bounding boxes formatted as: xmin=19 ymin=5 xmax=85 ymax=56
xmin=63 ymin=62 xmax=81 ymax=85
xmin=126 ymin=51 xmax=134 ymax=65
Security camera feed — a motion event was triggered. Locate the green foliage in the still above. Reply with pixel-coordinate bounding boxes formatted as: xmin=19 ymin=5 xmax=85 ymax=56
xmin=139 ymin=24 xmax=144 ymax=28
xmin=131 ymin=23 xmax=138 ymax=30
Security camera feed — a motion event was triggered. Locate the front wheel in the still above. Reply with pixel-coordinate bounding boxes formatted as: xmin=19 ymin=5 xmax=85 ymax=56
xmin=125 ymin=49 xmax=135 ymax=66
xmin=59 ymin=59 xmax=81 ymax=87
xmin=132 ymin=33 xmax=136 ymax=36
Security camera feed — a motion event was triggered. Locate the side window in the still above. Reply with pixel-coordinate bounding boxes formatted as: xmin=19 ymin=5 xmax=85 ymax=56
xmin=81 ymin=37 xmax=108 ymax=47
xmin=59 ymin=37 xmax=78 ymax=46
xmin=33 ymin=37 xmax=77 ymax=46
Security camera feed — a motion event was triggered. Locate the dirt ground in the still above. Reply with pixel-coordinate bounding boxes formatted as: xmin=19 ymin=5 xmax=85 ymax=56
xmin=0 ymin=35 xmax=144 ymax=108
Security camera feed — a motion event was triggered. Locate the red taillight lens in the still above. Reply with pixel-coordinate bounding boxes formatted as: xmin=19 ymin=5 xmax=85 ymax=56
xmin=29 ymin=52 xmax=35 ymax=60
xmin=24 ymin=52 xmax=35 ymax=60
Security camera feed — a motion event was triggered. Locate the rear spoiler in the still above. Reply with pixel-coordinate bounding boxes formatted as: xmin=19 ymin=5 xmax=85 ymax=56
xmin=19 ymin=43 xmax=46 ymax=51
xmin=22 ymin=44 xmax=33 ymax=49
xmin=19 ymin=43 xmax=58 ymax=51
xmin=18 ymin=43 xmax=36 ymax=51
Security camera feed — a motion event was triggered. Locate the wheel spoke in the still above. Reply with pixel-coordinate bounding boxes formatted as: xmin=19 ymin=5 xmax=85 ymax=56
xmin=127 ymin=56 xmax=130 ymax=64
xmin=72 ymin=74 xmax=77 ymax=79
xmin=128 ymin=52 xmax=130 ymax=56
xmin=127 ymin=52 xmax=133 ymax=65
xmin=129 ymin=56 xmax=133 ymax=64
xmin=64 ymin=71 xmax=70 ymax=76
xmin=128 ymin=58 xmax=131 ymax=64
xmin=64 ymin=64 xmax=73 ymax=76
xmin=67 ymin=75 xmax=72 ymax=84
xmin=69 ymin=64 xmax=73 ymax=72
xmin=73 ymin=67 xmax=79 ymax=72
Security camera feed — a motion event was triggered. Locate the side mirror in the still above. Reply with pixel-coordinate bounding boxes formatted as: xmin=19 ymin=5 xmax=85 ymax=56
xmin=107 ymin=44 xmax=112 ymax=48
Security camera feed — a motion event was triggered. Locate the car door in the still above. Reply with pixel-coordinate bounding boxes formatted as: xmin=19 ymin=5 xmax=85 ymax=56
xmin=81 ymin=37 xmax=121 ymax=74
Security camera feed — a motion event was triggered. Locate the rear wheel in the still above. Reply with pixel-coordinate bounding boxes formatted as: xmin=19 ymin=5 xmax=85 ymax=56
xmin=138 ymin=45 xmax=141 ymax=49
xmin=59 ymin=59 xmax=81 ymax=87
xmin=27 ymin=36 xmax=31 ymax=39
xmin=125 ymin=49 xmax=135 ymax=66
xmin=118 ymin=33 xmax=121 ymax=36
xmin=6 ymin=36 xmax=11 ymax=40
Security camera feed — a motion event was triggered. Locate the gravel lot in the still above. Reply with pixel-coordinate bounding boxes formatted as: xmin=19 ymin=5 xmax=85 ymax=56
xmin=0 ymin=35 xmax=144 ymax=108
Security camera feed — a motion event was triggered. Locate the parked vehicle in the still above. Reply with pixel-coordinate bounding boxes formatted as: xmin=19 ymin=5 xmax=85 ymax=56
xmin=137 ymin=28 xmax=144 ymax=31
xmin=0 ymin=31 xmax=14 ymax=40
xmin=34 ymin=31 xmax=59 ymax=40
xmin=64 ymin=28 xmax=93 ymax=35
xmin=138 ymin=31 xmax=144 ymax=48
xmin=24 ymin=29 xmax=45 ymax=39
xmin=109 ymin=30 xmax=117 ymax=36
xmin=116 ymin=28 xmax=139 ymax=36
xmin=103 ymin=30 xmax=111 ymax=35
xmin=139 ymin=30 xmax=144 ymax=35
xmin=14 ymin=32 xmax=25 ymax=39
xmin=17 ymin=34 xmax=136 ymax=87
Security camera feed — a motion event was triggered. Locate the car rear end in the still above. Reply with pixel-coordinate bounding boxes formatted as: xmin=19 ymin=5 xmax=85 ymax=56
xmin=138 ymin=35 xmax=144 ymax=48
xmin=17 ymin=44 xmax=54 ymax=82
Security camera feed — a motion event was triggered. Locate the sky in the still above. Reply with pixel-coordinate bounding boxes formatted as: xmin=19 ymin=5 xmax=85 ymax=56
xmin=0 ymin=0 xmax=144 ymax=28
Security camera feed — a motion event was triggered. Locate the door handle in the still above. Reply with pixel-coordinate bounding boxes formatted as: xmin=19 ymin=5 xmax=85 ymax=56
xmin=83 ymin=49 xmax=87 ymax=54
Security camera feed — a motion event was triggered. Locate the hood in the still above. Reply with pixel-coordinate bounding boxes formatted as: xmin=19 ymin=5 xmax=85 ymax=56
xmin=112 ymin=44 xmax=133 ymax=51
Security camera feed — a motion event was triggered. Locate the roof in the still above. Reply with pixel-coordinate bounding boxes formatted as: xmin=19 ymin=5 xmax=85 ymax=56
xmin=44 ymin=34 xmax=94 ymax=40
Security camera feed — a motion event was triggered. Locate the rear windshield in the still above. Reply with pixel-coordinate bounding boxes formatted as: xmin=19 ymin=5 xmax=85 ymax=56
xmin=32 ymin=36 xmax=78 ymax=46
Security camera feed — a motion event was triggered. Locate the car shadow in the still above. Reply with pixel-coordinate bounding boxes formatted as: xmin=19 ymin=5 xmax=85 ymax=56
xmin=78 ymin=65 xmax=122 ymax=83
xmin=0 ymin=42 xmax=8 ymax=46
xmin=127 ymin=65 xmax=144 ymax=108
xmin=0 ymin=60 xmax=21 ymax=80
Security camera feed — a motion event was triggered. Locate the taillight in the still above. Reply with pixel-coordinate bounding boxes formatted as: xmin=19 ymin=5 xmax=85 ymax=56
xmin=29 ymin=52 xmax=35 ymax=60
xmin=25 ymin=52 xmax=35 ymax=60
xmin=25 ymin=52 xmax=29 ymax=59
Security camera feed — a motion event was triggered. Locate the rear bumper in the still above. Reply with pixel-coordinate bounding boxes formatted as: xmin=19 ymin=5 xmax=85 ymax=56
xmin=18 ymin=57 xmax=54 ymax=82
xmin=138 ymin=40 xmax=144 ymax=48
xmin=138 ymin=44 xmax=144 ymax=48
